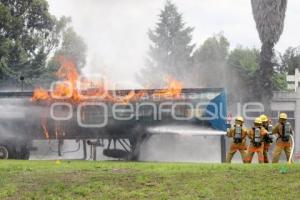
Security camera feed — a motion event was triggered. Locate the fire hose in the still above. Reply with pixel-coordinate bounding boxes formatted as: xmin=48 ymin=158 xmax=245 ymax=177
xmin=288 ymin=134 xmax=295 ymax=164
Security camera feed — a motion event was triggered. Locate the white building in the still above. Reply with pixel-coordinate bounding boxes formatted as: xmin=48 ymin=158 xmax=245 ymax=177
xmin=287 ymin=68 xmax=300 ymax=91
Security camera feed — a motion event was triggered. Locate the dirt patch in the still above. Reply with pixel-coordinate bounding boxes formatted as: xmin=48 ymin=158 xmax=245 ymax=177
xmin=111 ymin=168 xmax=137 ymax=174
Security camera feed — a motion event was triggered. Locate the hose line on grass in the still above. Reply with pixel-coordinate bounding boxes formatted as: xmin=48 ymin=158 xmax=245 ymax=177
xmin=288 ymin=135 xmax=295 ymax=164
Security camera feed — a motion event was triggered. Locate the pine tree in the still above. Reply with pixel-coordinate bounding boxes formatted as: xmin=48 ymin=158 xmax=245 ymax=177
xmin=137 ymin=1 xmax=195 ymax=87
xmin=48 ymin=27 xmax=87 ymax=72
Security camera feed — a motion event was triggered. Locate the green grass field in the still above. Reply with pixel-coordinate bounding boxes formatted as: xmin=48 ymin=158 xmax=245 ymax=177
xmin=0 ymin=161 xmax=299 ymax=200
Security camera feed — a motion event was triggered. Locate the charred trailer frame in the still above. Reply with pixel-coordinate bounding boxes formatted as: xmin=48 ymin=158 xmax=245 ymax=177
xmin=0 ymin=88 xmax=228 ymax=161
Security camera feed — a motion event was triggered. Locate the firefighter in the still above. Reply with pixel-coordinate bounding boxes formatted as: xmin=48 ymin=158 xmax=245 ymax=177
xmin=272 ymin=113 xmax=294 ymax=163
xmin=260 ymin=114 xmax=273 ymax=163
xmin=226 ymin=117 xmax=248 ymax=163
xmin=245 ymin=118 xmax=268 ymax=164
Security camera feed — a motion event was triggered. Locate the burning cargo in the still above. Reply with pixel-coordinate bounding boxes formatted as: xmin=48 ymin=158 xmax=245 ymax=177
xmin=0 ymin=58 xmax=228 ymax=161
xmin=0 ymin=88 xmax=228 ymax=161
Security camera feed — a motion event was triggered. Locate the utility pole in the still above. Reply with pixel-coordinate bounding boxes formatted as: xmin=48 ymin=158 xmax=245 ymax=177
xmin=20 ymin=76 xmax=25 ymax=92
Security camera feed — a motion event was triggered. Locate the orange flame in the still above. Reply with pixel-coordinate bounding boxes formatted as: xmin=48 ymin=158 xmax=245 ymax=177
xmin=153 ymin=76 xmax=183 ymax=99
xmin=41 ymin=123 xmax=50 ymax=141
xmin=31 ymin=88 xmax=50 ymax=101
xmin=32 ymin=56 xmax=184 ymax=140
xmin=32 ymin=56 xmax=183 ymax=102
xmin=32 ymin=56 xmax=113 ymax=102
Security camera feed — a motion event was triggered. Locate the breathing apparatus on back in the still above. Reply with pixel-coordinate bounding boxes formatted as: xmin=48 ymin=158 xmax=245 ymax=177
xmin=233 ymin=117 xmax=244 ymax=144
xmin=268 ymin=124 xmax=273 ymax=134
xmin=264 ymin=123 xmax=273 ymax=144
xmin=234 ymin=124 xmax=242 ymax=144
xmin=253 ymin=127 xmax=262 ymax=147
xmin=282 ymin=122 xmax=291 ymax=142
xmin=253 ymin=118 xmax=262 ymax=147
xmin=260 ymin=114 xmax=273 ymax=144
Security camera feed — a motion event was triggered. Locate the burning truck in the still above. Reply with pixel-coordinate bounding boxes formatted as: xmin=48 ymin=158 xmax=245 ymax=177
xmin=0 ymin=58 xmax=228 ymax=161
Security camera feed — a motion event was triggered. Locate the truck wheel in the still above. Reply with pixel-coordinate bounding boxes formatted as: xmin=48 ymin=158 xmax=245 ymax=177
xmin=103 ymin=149 xmax=129 ymax=159
xmin=128 ymin=134 xmax=148 ymax=161
xmin=0 ymin=145 xmax=9 ymax=159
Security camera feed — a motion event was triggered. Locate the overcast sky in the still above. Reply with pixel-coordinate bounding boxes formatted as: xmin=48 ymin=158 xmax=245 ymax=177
xmin=48 ymin=0 xmax=300 ymax=87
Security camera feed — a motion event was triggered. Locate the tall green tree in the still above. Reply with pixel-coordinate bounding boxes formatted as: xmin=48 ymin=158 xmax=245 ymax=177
xmin=279 ymin=47 xmax=300 ymax=75
xmin=272 ymin=72 xmax=287 ymax=91
xmin=137 ymin=0 xmax=195 ymax=87
xmin=192 ymin=33 xmax=229 ymax=87
xmin=251 ymin=0 xmax=288 ymax=108
xmin=228 ymin=47 xmax=287 ymax=103
xmin=48 ymin=27 xmax=87 ymax=72
xmin=0 ymin=0 xmax=69 ymax=88
xmin=228 ymin=47 xmax=261 ymax=102
xmin=40 ymin=26 xmax=87 ymax=87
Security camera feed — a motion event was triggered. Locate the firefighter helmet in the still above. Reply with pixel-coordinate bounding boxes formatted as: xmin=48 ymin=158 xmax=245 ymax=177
xmin=279 ymin=113 xmax=288 ymax=120
xmin=260 ymin=114 xmax=268 ymax=122
xmin=254 ymin=117 xmax=262 ymax=125
xmin=235 ymin=116 xmax=244 ymax=123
